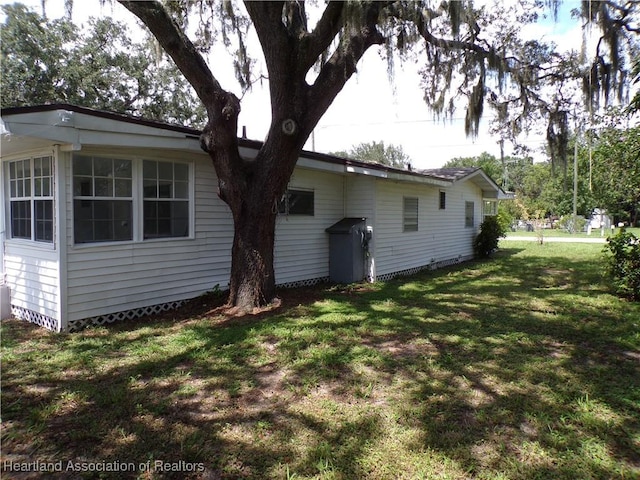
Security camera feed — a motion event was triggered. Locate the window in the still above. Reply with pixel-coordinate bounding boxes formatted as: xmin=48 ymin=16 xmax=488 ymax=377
xmin=72 ymin=155 xmax=192 ymax=244
xmin=143 ymin=160 xmax=189 ymax=238
xmin=465 ymin=201 xmax=475 ymax=228
xmin=403 ymin=197 xmax=418 ymax=232
xmin=8 ymin=156 xmax=54 ymax=242
xmin=439 ymin=191 xmax=446 ymax=210
xmin=73 ymin=156 xmax=133 ymax=243
xmin=483 ymin=200 xmax=497 ymax=216
xmin=278 ymin=189 xmax=314 ymax=215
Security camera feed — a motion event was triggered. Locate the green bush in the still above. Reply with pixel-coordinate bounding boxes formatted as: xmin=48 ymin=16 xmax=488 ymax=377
xmin=603 ymin=228 xmax=640 ymax=301
xmin=474 ymin=215 xmax=507 ymax=258
xmin=557 ymin=215 xmax=587 ymax=233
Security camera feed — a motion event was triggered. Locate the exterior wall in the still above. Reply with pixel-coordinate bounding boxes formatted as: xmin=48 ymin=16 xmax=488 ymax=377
xmin=2 ymin=121 xmax=491 ymax=332
xmin=274 ymin=167 xmax=345 ymax=286
xmin=372 ymin=178 xmax=480 ymax=278
xmin=2 ymin=147 xmax=62 ymax=330
xmin=344 ymin=174 xmax=376 ymax=280
xmin=4 ymin=243 xmax=60 ymax=328
xmin=63 ymin=147 xmax=234 ymax=329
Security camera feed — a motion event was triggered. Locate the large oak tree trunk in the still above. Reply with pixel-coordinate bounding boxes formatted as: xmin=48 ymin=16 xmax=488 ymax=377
xmin=202 ymin=118 xmax=303 ymax=312
xmin=226 ymin=188 xmax=278 ymax=309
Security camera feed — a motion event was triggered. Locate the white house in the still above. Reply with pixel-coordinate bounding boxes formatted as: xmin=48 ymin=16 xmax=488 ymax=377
xmin=1 ymin=104 xmax=505 ymax=332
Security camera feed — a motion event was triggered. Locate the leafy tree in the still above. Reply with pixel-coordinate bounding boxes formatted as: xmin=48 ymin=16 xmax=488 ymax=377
xmin=591 ymin=124 xmax=640 ymax=225
xmin=0 ymin=3 xmax=205 ymax=126
xmin=331 ymin=141 xmax=412 ymax=168
xmin=481 ymin=2 xmax=639 ymax=191
xmin=112 ymin=0 xmax=637 ymax=311
xmin=443 ymin=152 xmax=534 ymax=193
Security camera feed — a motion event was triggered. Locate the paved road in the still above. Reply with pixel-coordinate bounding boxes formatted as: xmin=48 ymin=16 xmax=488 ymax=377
xmin=502 ymin=236 xmax=607 ymax=244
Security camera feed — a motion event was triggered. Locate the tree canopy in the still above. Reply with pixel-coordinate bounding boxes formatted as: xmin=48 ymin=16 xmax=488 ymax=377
xmin=331 ymin=141 xmax=412 ymax=168
xmin=0 ymin=3 xmax=205 ymax=126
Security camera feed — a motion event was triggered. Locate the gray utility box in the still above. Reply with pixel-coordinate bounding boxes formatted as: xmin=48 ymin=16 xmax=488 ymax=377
xmin=325 ymin=217 xmax=367 ymax=284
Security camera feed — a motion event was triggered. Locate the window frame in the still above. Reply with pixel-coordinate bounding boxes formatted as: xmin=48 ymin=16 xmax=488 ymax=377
xmin=439 ymin=190 xmax=446 ymax=210
xmin=403 ymin=196 xmax=419 ymax=232
xmin=72 ymin=155 xmax=134 ymax=244
xmin=465 ymin=201 xmax=475 ymax=228
xmin=7 ymin=156 xmax=55 ymax=244
xmin=483 ymin=200 xmax=498 ymax=217
xmin=278 ymin=188 xmax=315 ymax=216
xmin=142 ymin=159 xmax=190 ymax=239
xmin=71 ymin=154 xmax=193 ymax=246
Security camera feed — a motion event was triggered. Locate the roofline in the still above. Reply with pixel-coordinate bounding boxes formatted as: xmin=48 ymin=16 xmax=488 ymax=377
xmin=0 ymin=104 xmax=498 ymax=190
xmin=0 ymin=103 xmax=201 ymax=136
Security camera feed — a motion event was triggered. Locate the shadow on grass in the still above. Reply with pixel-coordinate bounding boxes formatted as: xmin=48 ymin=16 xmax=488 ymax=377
xmin=1 ymin=245 xmax=639 ymax=479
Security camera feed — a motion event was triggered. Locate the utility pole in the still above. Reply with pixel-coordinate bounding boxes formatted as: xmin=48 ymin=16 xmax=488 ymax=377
xmin=573 ymin=126 xmax=579 ymax=233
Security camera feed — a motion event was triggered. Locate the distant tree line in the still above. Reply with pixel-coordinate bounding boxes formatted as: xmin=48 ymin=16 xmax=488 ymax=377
xmin=443 ymin=116 xmax=640 ymax=227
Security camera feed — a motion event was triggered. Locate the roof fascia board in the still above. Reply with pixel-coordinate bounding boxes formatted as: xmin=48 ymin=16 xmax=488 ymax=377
xmin=456 ymin=168 xmax=504 ymax=198
xmin=346 ymin=164 xmax=450 ymax=186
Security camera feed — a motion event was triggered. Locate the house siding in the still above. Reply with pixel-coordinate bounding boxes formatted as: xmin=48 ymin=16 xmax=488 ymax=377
xmin=274 ymin=168 xmax=345 ymax=286
xmin=64 ymin=148 xmax=233 ymax=323
xmin=373 ymin=179 xmax=479 ymax=277
xmin=4 ymin=243 xmax=59 ymax=320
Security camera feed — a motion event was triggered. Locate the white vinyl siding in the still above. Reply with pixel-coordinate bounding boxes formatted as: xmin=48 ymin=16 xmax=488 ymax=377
xmin=65 ymin=148 xmax=231 ymax=322
xmin=4 ymin=240 xmax=59 ymax=320
xmin=374 ymin=179 xmax=480 ymax=277
xmin=2 ymin=150 xmax=61 ymax=327
xmin=274 ymin=168 xmax=344 ymax=285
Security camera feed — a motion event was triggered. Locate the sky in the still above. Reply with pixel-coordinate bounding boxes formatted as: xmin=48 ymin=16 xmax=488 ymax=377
xmin=2 ymin=0 xmax=593 ymax=168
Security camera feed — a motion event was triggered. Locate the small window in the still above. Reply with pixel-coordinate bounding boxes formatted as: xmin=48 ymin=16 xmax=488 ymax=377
xmin=8 ymin=156 xmax=54 ymax=242
xmin=483 ymin=200 xmax=497 ymax=216
xmin=143 ymin=160 xmax=190 ymax=238
xmin=465 ymin=201 xmax=475 ymax=228
xmin=278 ymin=189 xmax=314 ymax=215
xmin=73 ymin=156 xmax=133 ymax=243
xmin=403 ymin=197 xmax=418 ymax=232
xmin=439 ymin=191 xmax=446 ymax=210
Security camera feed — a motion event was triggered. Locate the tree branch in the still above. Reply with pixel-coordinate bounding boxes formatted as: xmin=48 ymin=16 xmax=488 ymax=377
xmin=300 ymin=1 xmax=345 ymax=72
xmin=243 ymin=1 xmax=290 ymax=80
xmin=118 ymin=0 xmax=221 ymax=112
xmin=305 ymin=4 xmax=385 ymax=131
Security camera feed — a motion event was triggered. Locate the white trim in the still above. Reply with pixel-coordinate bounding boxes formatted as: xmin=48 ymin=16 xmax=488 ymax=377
xmin=54 ymin=146 xmax=68 ymax=332
xmin=69 ymin=153 xmax=195 ymax=246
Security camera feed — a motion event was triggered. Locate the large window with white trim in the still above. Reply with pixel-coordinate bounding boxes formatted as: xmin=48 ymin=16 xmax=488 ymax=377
xmin=8 ymin=156 xmax=54 ymax=243
xmin=72 ymin=155 xmax=191 ymax=244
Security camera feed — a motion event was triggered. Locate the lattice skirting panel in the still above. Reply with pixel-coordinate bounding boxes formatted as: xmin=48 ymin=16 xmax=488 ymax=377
xmin=277 ymin=276 xmax=329 ymax=289
xmin=67 ymin=300 xmax=187 ymax=332
xmin=11 ymin=305 xmax=60 ymax=332
xmin=376 ymin=255 xmax=474 ymax=282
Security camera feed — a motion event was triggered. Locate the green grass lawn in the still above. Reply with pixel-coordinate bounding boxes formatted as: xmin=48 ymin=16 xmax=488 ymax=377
xmin=2 ymin=242 xmax=639 ymax=479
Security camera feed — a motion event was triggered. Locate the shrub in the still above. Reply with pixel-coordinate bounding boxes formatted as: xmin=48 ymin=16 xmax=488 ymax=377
xmin=557 ymin=215 xmax=587 ymax=233
xmin=474 ymin=215 xmax=507 ymax=258
xmin=603 ymin=228 xmax=640 ymax=301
